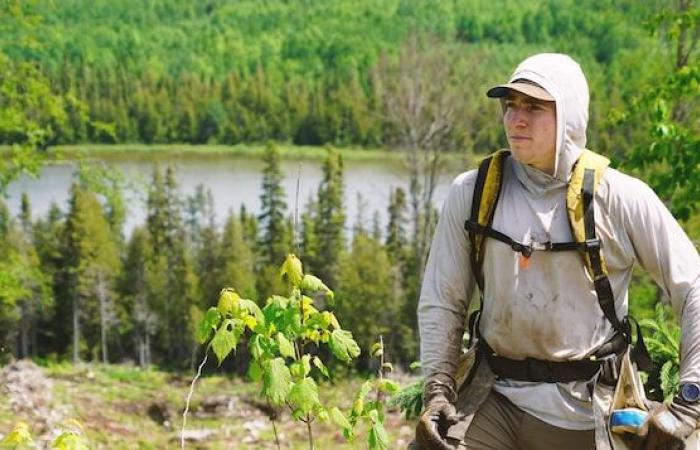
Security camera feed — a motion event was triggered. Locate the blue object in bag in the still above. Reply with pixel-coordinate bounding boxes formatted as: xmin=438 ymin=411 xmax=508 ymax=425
xmin=610 ymin=408 xmax=648 ymax=434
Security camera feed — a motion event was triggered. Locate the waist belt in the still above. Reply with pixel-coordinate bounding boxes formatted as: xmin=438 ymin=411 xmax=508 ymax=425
xmin=480 ymin=335 xmax=627 ymax=384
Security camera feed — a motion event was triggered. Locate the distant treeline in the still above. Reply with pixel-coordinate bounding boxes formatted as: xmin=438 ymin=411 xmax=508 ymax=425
xmin=0 ymin=0 xmax=666 ymax=152
xmin=0 ymin=144 xmax=422 ymax=370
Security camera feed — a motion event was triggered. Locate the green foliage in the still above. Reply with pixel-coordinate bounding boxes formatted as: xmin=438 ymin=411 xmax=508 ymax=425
xmin=391 ymin=378 xmax=425 ymax=420
xmin=329 ymin=329 xmax=361 ymax=363
xmin=51 ymin=431 xmax=89 ymax=450
xmin=612 ymin=0 xmax=699 ymax=219
xmin=0 ymin=420 xmax=89 ymax=450
xmin=337 ymin=338 xmax=400 ymax=450
xmin=640 ymin=303 xmax=681 ymax=401
xmin=194 ymin=253 xmax=363 ymax=446
xmin=0 ymin=422 xmax=33 ymax=448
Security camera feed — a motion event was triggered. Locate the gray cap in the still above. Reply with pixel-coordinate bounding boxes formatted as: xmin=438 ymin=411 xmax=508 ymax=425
xmin=486 ymin=79 xmax=554 ymax=101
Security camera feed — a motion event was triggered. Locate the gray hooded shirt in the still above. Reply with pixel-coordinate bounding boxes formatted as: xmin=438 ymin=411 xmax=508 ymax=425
xmin=418 ymin=53 xmax=700 ymax=429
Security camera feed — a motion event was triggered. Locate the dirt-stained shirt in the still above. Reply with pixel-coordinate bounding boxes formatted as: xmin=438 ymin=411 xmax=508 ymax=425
xmin=418 ymin=53 xmax=700 ymax=430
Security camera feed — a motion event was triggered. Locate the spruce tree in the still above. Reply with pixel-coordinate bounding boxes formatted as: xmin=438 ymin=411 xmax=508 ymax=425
xmin=33 ymin=202 xmax=66 ymax=355
xmin=64 ymin=183 xmax=120 ymax=363
xmin=120 ymin=226 xmax=157 ymax=367
xmin=146 ymin=165 xmax=200 ymax=366
xmin=219 ymin=212 xmax=256 ymax=300
xmin=256 ymin=142 xmax=291 ymax=301
xmin=257 ymin=141 xmax=289 ymax=266
xmin=312 ymin=146 xmax=345 ymax=287
xmin=335 ymin=231 xmax=398 ymax=369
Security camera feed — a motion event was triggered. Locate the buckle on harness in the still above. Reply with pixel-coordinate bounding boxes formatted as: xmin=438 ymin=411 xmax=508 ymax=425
xmin=584 ymin=239 xmax=601 ymax=251
xmin=511 ymin=241 xmax=533 ymax=258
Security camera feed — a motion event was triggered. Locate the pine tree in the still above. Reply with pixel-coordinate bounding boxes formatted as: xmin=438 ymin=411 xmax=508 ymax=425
xmin=299 ymin=196 xmax=319 ymax=266
xmin=219 ymin=212 xmax=257 ymax=300
xmin=312 ymin=147 xmax=345 ymax=287
xmin=386 ymin=187 xmax=409 ymax=264
xmin=258 ymin=142 xmax=289 ymax=266
xmin=33 ymin=202 xmax=66 ymax=356
xmin=335 ymin=231 xmax=398 ymax=369
xmin=64 ymin=183 xmax=120 ymax=363
xmin=120 ymin=226 xmax=157 ymax=367
xmin=146 ymin=165 xmax=200 ymax=366
xmin=256 ymin=142 xmax=291 ymax=301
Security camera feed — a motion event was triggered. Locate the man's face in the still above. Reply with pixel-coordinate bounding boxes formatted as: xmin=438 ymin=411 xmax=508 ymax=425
xmin=502 ymin=90 xmax=557 ymax=175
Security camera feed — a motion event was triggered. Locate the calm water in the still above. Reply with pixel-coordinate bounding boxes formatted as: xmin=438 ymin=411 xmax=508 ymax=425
xmin=6 ymin=154 xmax=458 ymax=236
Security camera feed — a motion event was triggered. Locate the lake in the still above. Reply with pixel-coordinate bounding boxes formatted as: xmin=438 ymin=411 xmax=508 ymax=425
xmin=6 ymin=153 xmax=461 ymax=237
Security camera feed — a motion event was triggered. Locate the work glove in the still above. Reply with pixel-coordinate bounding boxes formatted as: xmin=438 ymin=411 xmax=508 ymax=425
xmin=635 ymin=399 xmax=699 ymax=450
xmin=415 ymin=376 xmax=460 ymax=450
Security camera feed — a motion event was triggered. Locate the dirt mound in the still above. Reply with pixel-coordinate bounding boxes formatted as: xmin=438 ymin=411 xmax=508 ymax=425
xmin=0 ymin=359 xmax=66 ymax=443
xmin=0 ymin=360 xmax=53 ymax=414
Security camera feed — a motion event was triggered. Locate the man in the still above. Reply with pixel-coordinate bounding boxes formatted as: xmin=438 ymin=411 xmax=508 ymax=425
xmin=415 ymin=53 xmax=700 ymax=449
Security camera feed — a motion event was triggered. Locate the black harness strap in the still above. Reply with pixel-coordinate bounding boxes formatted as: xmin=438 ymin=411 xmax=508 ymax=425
xmin=465 ymin=220 xmax=583 ymax=258
xmin=461 ymin=156 xmax=653 ymax=381
xmin=469 ymin=157 xmax=491 ymax=292
xmin=582 ymin=168 xmax=653 ymax=371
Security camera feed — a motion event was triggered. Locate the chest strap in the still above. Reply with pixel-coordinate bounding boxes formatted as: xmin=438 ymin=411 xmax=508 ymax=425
xmin=465 ymin=220 xmax=583 ymax=258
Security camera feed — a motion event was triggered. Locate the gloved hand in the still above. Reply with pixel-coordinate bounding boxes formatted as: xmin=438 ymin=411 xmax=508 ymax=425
xmin=636 ymin=400 xmax=698 ymax=450
xmin=415 ymin=377 xmax=460 ymax=450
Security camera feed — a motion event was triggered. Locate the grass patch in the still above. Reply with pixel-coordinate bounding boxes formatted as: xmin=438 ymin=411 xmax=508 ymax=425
xmin=1 ymin=143 xmax=475 ymax=168
xmin=0 ymin=362 xmax=417 ymax=449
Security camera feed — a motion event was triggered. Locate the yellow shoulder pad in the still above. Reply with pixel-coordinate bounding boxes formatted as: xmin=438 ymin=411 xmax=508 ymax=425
xmin=474 ymin=150 xmax=509 ymax=267
xmin=566 ymin=149 xmax=610 ymax=274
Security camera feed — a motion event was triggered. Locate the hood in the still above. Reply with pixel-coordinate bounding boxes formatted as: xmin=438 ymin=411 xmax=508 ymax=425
xmin=507 ymin=53 xmax=590 ymax=183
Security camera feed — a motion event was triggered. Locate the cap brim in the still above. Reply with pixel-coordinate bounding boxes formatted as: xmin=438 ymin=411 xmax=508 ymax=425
xmin=486 ymin=82 xmax=554 ymax=101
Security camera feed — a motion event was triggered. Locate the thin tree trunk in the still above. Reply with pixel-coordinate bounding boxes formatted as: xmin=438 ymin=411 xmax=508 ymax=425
xmin=98 ymin=275 xmax=109 ymax=364
xmin=145 ymin=332 xmax=151 ymax=367
xmin=73 ymin=296 xmax=80 ymax=364
xmin=20 ymin=302 xmax=29 ymax=359
xmin=138 ymin=336 xmax=146 ymax=368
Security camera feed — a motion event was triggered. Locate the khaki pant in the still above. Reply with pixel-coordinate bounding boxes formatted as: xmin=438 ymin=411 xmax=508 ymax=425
xmin=462 ymin=391 xmax=595 ymax=450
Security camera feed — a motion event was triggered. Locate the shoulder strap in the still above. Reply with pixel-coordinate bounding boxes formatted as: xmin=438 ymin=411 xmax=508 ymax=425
xmin=566 ymin=149 xmax=610 ymax=276
xmin=468 ymin=150 xmax=510 ymax=290
xmin=567 ymin=149 xmax=653 ymax=370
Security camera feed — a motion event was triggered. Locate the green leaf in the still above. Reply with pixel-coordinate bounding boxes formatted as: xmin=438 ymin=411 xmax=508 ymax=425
xmin=239 ymin=298 xmax=264 ymax=325
xmin=300 ymin=274 xmax=334 ymax=301
xmin=290 ymin=354 xmax=312 ymax=378
xmin=276 ymin=333 xmax=296 ymax=358
xmin=262 ymin=358 xmax=292 ymax=405
xmin=352 ymin=380 xmax=373 ymax=416
xmin=280 ymin=254 xmax=304 ymax=286
xmin=247 ymin=359 xmax=263 ymax=382
xmin=211 ymin=319 xmax=241 ymax=365
xmin=317 ymin=407 xmax=330 ymax=422
xmin=312 ymin=356 xmax=330 ymax=378
xmin=381 ymin=362 xmax=394 ymax=372
xmin=330 ymin=407 xmax=352 ymax=430
xmin=1 ymin=422 xmax=33 ymax=446
xmin=371 ymin=342 xmax=383 ymax=357
xmin=358 ymin=380 xmax=373 ymax=400
xmin=51 ymin=432 xmax=89 ymax=450
xmin=217 ymin=288 xmax=240 ymax=316
xmin=266 ymin=295 xmax=289 ymax=309
xmin=196 ymin=307 xmax=221 ymax=344
xmin=328 ymin=312 xmax=341 ymax=329
xmin=368 ymin=420 xmax=389 ymax=450
xmin=329 ymin=329 xmax=361 ymax=363
xmin=248 ymin=334 xmax=268 ymax=360
xmin=288 ymin=377 xmax=320 ymax=415
xmin=378 ymin=379 xmax=400 ymax=394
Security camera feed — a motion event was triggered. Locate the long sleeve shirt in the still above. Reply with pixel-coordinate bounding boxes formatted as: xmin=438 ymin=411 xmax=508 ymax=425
xmin=418 ymin=156 xmax=700 ymax=429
